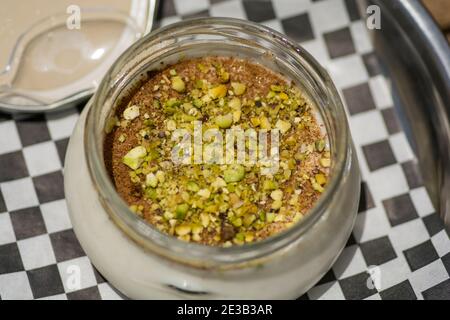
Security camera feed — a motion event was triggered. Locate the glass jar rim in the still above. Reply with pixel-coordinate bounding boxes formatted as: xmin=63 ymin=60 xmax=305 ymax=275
xmin=84 ymin=17 xmax=351 ymax=268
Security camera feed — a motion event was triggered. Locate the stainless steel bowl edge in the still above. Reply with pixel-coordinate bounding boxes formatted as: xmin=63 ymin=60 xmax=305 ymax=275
xmin=362 ymin=0 xmax=450 ymax=229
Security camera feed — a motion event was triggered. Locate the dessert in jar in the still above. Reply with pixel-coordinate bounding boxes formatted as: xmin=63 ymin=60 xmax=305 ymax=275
xmin=65 ymin=18 xmax=360 ymax=299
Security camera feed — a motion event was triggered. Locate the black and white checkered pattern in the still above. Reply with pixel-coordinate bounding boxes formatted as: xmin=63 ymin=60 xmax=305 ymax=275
xmin=0 ymin=0 xmax=449 ymax=300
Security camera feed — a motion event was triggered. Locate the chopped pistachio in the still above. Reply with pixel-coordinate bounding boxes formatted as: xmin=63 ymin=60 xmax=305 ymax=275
xmin=266 ymin=212 xmax=276 ymax=223
xmin=231 ymin=82 xmax=246 ymax=95
xmin=145 ymin=188 xmax=157 ymax=200
xmin=245 ymin=232 xmax=255 ymax=242
xmin=197 ymin=188 xmax=211 ymax=199
xmin=197 ymin=63 xmax=207 ymax=73
xmin=311 ymin=178 xmax=324 ymax=193
xmin=270 ymin=189 xmax=283 ymax=201
xmin=219 ymin=70 xmax=230 ymax=83
xmin=223 ymin=165 xmax=245 ymax=183
xmin=147 ymin=149 xmax=160 ymax=161
xmin=145 ymin=173 xmax=158 ymax=188
xmin=315 ymin=139 xmax=326 ymax=152
xmin=155 ymin=172 xmax=165 ymax=185
xmin=260 ymin=116 xmax=271 ymax=130
xmin=243 ymin=214 xmax=256 ymax=227
xmin=271 ymin=199 xmax=282 ymax=210
xmin=175 ymin=203 xmax=189 ymax=220
xmin=192 ymin=224 xmax=203 ymax=235
xmin=186 ymin=181 xmax=200 ymax=192
xmin=231 ymin=217 xmax=242 ymax=227
xmin=212 ymin=177 xmax=227 ymax=189
xmin=123 ymin=105 xmax=140 ymax=120
xmin=166 ymin=119 xmax=177 ymax=131
xmin=215 ymin=114 xmax=233 ymax=129
xmin=320 ymin=158 xmax=331 ymax=168
xmin=263 ymin=180 xmax=278 ymax=191
xmin=233 ymin=110 xmax=241 ymax=123
xmin=195 ymin=79 xmax=204 ymax=89
xmin=270 ymin=85 xmax=283 ymax=92
xmin=228 ymin=97 xmax=241 ymax=110
xmin=164 ymin=211 xmax=174 ymax=220
xmin=200 ymin=212 xmax=210 ymax=227
xmin=315 ymin=173 xmax=327 ymax=186
xmin=171 ymin=76 xmax=185 ymax=93
xmin=193 ymin=98 xmax=203 ymax=108
xmin=175 ymin=224 xmax=191 ymax=236
xmin=144 ymin=119 xmax=154 ymax=127
xmin=209 ymin=84 xmax=227 ymax=99
xmin=122 ymin=146 xmax=147 ymax=170
xmin=278 ymin=92 xmax=289 ymax=100
xmin=165 ymin=98 xmax=181 ymax=108
xmin=276 ymin=119 xmax=292 ymax=134
xmin=293 ymin=212 xmax=303 ymax=223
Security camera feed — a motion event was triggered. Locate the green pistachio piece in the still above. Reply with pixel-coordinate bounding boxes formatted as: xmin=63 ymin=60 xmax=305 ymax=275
xmin=220 ymin=70 xmax=230 ymax=83
xmin=270 ymin=85 xmax=283 ymax=92
xmin=147 ymin=149 xmax=160 ymax=161
xmin=197 ymin=188 xmax=211 ymax=199
xmin=271 ymin=199 xmax=282 ymax=210
xmin=215 ymin=114 xmax=233 ymax=129
xmin=146 ymin=173 xmax=158 ymax=188
xmin=197 ymin=63 xmax=207 ymax=73
xmin=260 ymin=116 xmax=271 ymax=130
xmin=231 ymin=217 xmax=242 ymax=227
xmin=311 ymin=178 xmax=324 ymax=193
xmin=270 ymin=189 xmax=283 ymax=201
xmin=186 ymin=181 xmax=200 ymax=192
xmin=315 ymin=139 xmax=326 ymax=152
xmin=266 ymin=212 xmax=276 ymax=223
xmin=276 ymin=119 xmax=292 ymax=134
xmin=209 ymin=85 xmax=227 ymax=99
xmin=320 ymin=158 xmax=331 ymax=168
xmin=123 ymin=105 xmax=140 ymax=120
xmin=259 ymin=211 xmax=266 ymax=222
xmin=193 ymin=98 xmax=203 ymax=108
xmin=315 ymin=173 xmax=327 ymax=185
xmin=165 ymin=98 xmax=181 ymax=108
xmin=231 ymin=82 xmax=246 ymax=96
xmin=122 ymin=146 xmax=147 ymax=170
xmin=228 ymin=97 xmax=241 ymax=110
xmin=263 ymin=180 xmax=278 ymax=191
xmin=243 ymin=214 xmax=256 ymax=227
xmin=175 ymin=224 xmax=191 ymax=236
xmin=171 ymin=76 xmax=185 ymax=93
xmin=223 ymin=165 xmax=245 ymax=183
xmin=143 ymin=119 xmax=154 ymax=127
xmin=235 ymin=232 xmax=245 ymax=241
xmin=145 ymin=188 xmax=157 ymax=200
xmin=175 ymin=203 xmax=189 ymax=220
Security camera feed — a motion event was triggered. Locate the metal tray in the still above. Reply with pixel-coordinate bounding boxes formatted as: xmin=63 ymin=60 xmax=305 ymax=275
xmin=363 ymin=0 xmax=450 ymax=229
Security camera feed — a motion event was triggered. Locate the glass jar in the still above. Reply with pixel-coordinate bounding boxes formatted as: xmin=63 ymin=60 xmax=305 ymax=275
xmin=65 ymin=18 xmax=360 ymax=299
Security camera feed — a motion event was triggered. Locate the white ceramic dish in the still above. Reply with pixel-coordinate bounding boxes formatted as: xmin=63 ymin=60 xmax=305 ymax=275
xmin=0 ymin=0 xmax=157 ymax=113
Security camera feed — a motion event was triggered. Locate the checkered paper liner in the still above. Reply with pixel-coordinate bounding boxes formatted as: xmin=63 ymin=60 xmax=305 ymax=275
xmin=0 ymin=0 xmax=449 ymax=300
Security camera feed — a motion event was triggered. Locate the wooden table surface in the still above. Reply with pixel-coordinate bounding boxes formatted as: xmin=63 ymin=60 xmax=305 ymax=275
xmin=422 ymin=0 xmax=450 ymax=42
